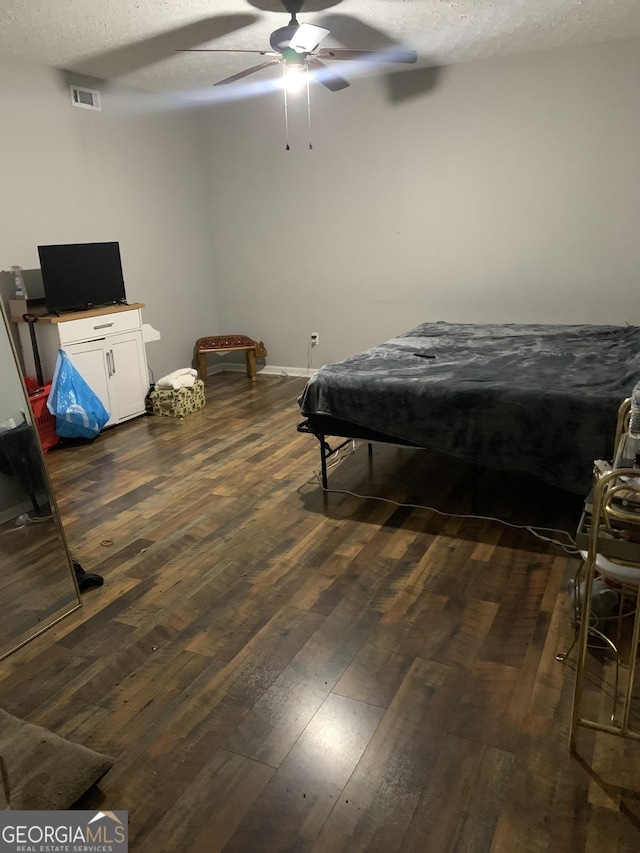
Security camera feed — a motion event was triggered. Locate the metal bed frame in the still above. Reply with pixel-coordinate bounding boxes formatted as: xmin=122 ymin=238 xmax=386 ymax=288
xmin=297 ymin=417 xmax=422 ymax=489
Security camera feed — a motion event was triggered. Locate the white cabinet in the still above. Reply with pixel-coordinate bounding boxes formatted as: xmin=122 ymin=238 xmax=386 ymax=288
xmin=12 ymin=303 xmax=151 ymax=428
xmin=64 ymin=330 xmax=148 ymax=427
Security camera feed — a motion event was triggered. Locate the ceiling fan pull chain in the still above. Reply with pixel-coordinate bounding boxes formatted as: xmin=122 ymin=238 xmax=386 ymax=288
xmin=283 ymin=72 xmax=291 ymax=151
xmin=306 ymin=69 xmax=313 ymax=150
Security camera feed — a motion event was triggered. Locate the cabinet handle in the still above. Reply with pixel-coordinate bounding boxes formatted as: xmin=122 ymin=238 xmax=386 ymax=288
xmin=93 ymin=322 xmax=114 ymax=330
xmin=110 ymin=349 xmax=116 ymax=375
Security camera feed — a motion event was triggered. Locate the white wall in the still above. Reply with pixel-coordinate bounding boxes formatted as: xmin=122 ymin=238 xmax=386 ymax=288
xmin=204 ymin=37 xmax=640 ymax=368
xmin=0 ymin=54 xmax=219 ymax=381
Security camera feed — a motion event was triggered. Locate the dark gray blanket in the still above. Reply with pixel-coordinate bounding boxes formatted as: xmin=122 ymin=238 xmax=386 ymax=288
xmin=298 ymin=321 xmax=640 ymax=495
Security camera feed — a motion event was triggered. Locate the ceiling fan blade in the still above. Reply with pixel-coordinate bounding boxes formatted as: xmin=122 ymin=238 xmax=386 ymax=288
xmin=213 ymin=58 xmax=281 ymax=86
xmin=177 ymin=49 xmax=278 ymax=56
xmin=315 ymin=47 xmax=417 ymax=64
xmin=289 ymin=23 xmax=330 ymax=53
xmin=306 ymin=57 xmax=350 ymax=92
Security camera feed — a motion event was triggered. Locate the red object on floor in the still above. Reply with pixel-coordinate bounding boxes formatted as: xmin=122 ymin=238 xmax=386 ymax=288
xmin=27 ymin=380 xmax=59 ymax=452
xmin=24 ymin=376 xmax=41 ymax=394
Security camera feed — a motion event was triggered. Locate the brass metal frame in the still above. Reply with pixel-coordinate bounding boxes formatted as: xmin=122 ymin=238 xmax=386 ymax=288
xmin=570 ymin=465 xmax=640 ymax=751
xmin=614 ymin=398 xmax=631 ymax=457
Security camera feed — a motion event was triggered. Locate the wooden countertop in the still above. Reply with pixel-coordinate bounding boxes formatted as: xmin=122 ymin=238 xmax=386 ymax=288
xmin=10 ymin=301 xmax=145 ymax=323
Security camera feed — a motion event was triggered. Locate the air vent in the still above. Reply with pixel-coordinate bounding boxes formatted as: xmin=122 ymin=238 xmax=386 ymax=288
xmin=70 ymin=85 xmax=101 ymax=111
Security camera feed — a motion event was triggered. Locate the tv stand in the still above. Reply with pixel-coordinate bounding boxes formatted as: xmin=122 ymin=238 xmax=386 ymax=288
xmin=10 ymin=302 xmax=154 ymax=428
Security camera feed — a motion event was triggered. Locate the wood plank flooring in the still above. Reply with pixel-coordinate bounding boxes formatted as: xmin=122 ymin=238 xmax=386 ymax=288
xmin=2 ymin=373 xmax=640 ymax=851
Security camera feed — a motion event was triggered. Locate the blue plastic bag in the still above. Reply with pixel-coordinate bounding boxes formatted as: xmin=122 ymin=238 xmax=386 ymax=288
xmin=47 ymin=349 xmax=110 ymax=439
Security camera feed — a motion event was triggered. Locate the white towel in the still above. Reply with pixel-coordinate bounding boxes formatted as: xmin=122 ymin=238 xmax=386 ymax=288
xmin=156 ymin=368 xmax=198 ymax=390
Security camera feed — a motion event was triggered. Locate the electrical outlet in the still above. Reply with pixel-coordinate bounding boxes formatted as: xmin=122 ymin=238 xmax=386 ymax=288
xmin=310 ymin=332 xmax=319 ymax=347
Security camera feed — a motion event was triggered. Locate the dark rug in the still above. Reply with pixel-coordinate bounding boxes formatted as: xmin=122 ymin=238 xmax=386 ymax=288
xmin=0 ymin=709 xmax=113 ymax=810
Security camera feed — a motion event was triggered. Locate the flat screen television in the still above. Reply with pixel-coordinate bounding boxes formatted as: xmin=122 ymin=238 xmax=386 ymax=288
xmin=37 ymin=241 xmax=128 ymax=314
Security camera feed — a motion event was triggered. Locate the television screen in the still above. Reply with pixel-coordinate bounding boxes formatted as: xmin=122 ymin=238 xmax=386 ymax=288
xmin=37 ymin=242 xmax=127 ymax=314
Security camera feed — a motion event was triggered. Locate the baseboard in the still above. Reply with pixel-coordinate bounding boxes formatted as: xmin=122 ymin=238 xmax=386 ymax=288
xmin=0 ymin=499 xmax=40 ymax=527
xmin=206 ymin=363 xmax=316 ymax=379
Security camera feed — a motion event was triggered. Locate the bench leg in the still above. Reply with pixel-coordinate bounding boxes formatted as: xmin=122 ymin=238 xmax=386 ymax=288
xmin=196 ymin=351 xmax=208 ymax=384
xmin=245 ymin=349 xmax=257 ymax=381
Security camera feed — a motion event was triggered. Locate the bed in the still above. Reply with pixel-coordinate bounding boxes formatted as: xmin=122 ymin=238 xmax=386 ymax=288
xmin=297 ymin=321 xmax=640 ymax=496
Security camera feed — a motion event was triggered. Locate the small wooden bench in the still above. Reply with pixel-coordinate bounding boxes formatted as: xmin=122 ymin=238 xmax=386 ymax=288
xmin=194 ymin=335 xmax=267 ymax=384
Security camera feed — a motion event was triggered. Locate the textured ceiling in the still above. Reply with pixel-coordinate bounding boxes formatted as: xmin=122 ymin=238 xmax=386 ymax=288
xmin=1 ymin=0 xmax=639 ymax=98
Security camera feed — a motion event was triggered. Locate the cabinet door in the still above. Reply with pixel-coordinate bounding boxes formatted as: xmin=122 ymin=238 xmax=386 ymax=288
xmin=106 ymin=331 xmax=148 ymax=422
xmin=64 ymin=340 xmax=114 ymax=427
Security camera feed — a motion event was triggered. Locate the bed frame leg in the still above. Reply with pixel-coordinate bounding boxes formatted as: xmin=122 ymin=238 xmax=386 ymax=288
xmin=316 ymin=433 xmax=362 ymax=491
xmin=320 ymin=435 xmax=328 ymax=489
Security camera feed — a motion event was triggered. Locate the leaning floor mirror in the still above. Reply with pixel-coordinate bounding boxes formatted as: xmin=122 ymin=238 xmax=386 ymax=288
xmin=0 ymin=299 xmax=80 ymax=661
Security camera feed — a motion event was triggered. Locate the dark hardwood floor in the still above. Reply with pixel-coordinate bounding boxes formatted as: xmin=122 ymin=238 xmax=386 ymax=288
xmin=1 ymin=373 xmax=640 ymax=851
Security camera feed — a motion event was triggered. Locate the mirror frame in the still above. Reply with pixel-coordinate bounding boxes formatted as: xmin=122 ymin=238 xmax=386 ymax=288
xmin=0 ymin=298 xmax=81 ymax=661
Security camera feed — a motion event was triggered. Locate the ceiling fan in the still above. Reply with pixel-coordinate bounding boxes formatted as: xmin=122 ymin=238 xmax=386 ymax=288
xmin=177 ymin=0 xmax=418 ymax=92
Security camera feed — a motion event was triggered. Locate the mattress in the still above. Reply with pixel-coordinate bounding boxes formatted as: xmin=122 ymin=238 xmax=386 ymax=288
xmin=298 ymin=321 xmax=640 ymax=495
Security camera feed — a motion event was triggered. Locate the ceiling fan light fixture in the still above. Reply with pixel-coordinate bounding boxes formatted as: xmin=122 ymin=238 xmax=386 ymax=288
xmin=180 ymin=2 xmax=421 ymax=146
xmin=283 ymin=63 xmax=307 ymax=92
